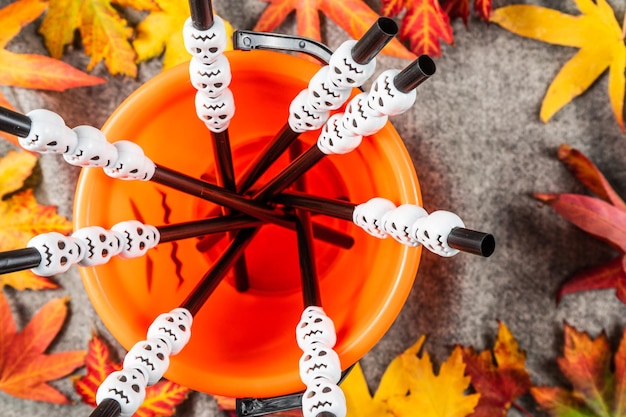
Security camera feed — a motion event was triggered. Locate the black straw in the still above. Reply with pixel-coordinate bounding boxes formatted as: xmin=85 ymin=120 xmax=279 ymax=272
xmin=89 ymin=399 xmax=121 ymax=417
xmin=393 ymin=55 xmax=436 ymax=93
xmin=351 ymin=17 xmax=398 ymax=64
xmin=188 ymin=0 xmax=214 ymax=30
xmin=181 ymin=228 xmax=257 ymax=315
xmin=0 ymin=106 xmax=31 ymax=137
xmin=447 ymin=228 xmax=495 ymax=257
xmin=0 ymin=247 xmax=42 ymax=274
xmin=294 ymin=211 xmax=321 ymax=307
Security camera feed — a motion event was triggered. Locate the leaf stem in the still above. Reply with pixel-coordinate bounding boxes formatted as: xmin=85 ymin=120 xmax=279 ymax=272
xmin=512 ymin=400 xmax=535 ymax=417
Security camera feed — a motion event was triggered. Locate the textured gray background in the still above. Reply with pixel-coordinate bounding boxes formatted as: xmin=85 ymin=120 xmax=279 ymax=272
xmin=2 ymin=0 xmax=626 ymax=416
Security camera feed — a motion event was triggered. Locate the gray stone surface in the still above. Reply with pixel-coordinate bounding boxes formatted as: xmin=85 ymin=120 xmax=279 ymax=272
xmin=2 ymin=0 xmax=626 ymax=416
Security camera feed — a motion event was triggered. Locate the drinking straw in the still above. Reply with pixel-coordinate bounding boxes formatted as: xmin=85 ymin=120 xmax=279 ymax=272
xmin=235 ymin=17 xmax=398 ymax=193
xmin=181 ymin=227 xmax=258 ymax=315
xmin=0 ymin=106 xmax=355 ymax=251
xmin=251 ymin=55 xmax=435 ymax=204
xmin=188 ymin=0 xmax=213 ymax=30
xmin=275 ymin=191 xmax=496 ymax=257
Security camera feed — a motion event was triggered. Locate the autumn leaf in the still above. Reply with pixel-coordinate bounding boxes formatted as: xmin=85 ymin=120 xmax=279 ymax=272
xmin=535 ymin=144 xmax=626 ymax=304
xmin=460 ymin=321 xmax=531 ymax=417
xmin=0 ymin=0 xmax=104 ymax=141
xmin=490 ymin=0 xmax=626 ymax=130
xmin=531 ymin=323 xmax=626 ymax=417
xmin=39 ymin=0 xmax=159 ymax=77
xmin=254 ymin=0 xmax=415 ymax=61
xmin=442 ymin=0 xmax=470 ymax=26
xmin=74 ymin=334 xmax=191 ymax=417
xmin=134 ymin=0 xmax=234 ymax=70
xmin=342 ymin=335 xmax=479 ymax=417
xmin=380 ymin=0 xmax=453 ymax=57
xmin=0 ymin=292 xmax=85 ymax=403
xmin=0 ymin=151 xmax=72 ymax=290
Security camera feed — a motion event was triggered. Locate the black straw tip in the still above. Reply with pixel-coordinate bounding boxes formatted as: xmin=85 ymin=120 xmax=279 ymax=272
xmin=447 ymin=228 xmax=495 ymax=257
xmin=89 ymin=399 xmax=122 ymax=417
xmin=351 ymin=17 xmax=399 ymax=64
xmin=393 ymin=55 xmax=436 ymax=93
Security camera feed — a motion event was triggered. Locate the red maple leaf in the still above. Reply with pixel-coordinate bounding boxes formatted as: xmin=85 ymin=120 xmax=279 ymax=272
xmin=0 ymin=293 xmax=86 ymax=403
xmin=74 ymin=334 xmax=191 ymax=417
xmin=254 ymin=0 xmax=415 ymax=60
xmin=381 ymin=0 xmax=453 ymax=57
xmin=534 ymin=144 xmax=626 ymax=304
xmin=460 ymin=322 xmax=531 ymax=417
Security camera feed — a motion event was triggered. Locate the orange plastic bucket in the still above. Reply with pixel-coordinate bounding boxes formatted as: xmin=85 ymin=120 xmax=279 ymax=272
xmin=73 ymin=50 xmax=422 ymax=398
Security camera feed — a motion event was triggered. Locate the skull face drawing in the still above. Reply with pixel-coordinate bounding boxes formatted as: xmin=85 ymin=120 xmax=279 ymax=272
xmin=123 ymin=338 xmax=171 ymax=384
xmin=189 ymin=54 xmax=232 ymax=97
xmin=288 ymin=90 xmax=329 ymax=133
xmin=296 ymin=306 xmax=337 ymax=350
xmin=412 ymin=210 xmax=465 ymax=257
xmin=21 ymin=109 xmax=77 ymax=154
xmin=299 ymin=343 xmax=342 ymax=385
xmin=381 ymin=204 xmax=428 ymax=247
xmin=147 ymin=308 xmax=193 ymax=355
xmin=352 ymin=198 xmax=396 ymax=238
xmin=341 ymin=93 xmax=387 ymax=137
xmin=367 ymin=69 xmax=417 ymax=116
xmin=104 ymin=141 xmax=155 ymax=181
xmin=64 ymin=125 xmax=118 ymax=168
xmin=306 ymin=66 xmax=351 ymax=111
xmin=317 ymin=113 xmax=361 ymax=155
xmin=72 ymin=226 xmax=123 ymax=267
xmin=301 ymin=377 xmax=347 ymax=417
xmin=111 ymin=220 xmax=159 ymax=259
xmin=183 ymin=16 xmax=228 ymax=65
xmin=327 ymin=40 xmax=376 ymax=89
xmin=96 ymin=368 xmax=147 ymax=417
xmin=27 ymin=232 xmax=85 ymax=276
xmin=195 ymin=89 xmax=235 ymax=133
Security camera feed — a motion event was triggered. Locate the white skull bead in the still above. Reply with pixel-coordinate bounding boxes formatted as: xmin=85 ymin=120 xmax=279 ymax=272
xmin=189 ymin=55 xmax=232 ymax=97
xmin=72 ymin=226 xmax=123 ymax=267
xmin=111 ymin=220 xmax=160 ymax=259
xmin=299 ymin=343 xmax=342 ymax=386
xmin=328 ymin=40 xmax=376 ymax=89
xmin=412 ymin=210 xmax=465 ymax=257
xmin=147 ymin=308 xmax=193 ymax=355
xmin=353 ymin=198 xmax=396 ymax=238
xmin=381 ymin=204 xmax=428 ymax=247
xmin=104 ymin=141 xmax=155 ymax=181
xmin=183 ymin=16 xmax=228 ymax=65
xmin=341 ymin=93 xmax=387 ymax=136
xmin=96 ymin=368 xmax=147 ymax=417
xmin=367 ymin=69 xmax=417 ymax=116
xmin=27 ymin=232 xmax=85 ymax=276
xmin=317 ymin=113 xmax=362 ymax=155
xmin=64 ymin=125 xmax=118 ymax=168
xmin=296 ymin=306 xmax=336 ymax=350
xmin=289 ymin=90 xmax=329 ymax=133
xmin=306 ymin=66 xmax=351 ymax=111
xmin=21 ymin=109 xmax=77 ymax=154
xmin=301 ymin=377 xmax=347 ymax=417
xmin=195 ymin=89 xmax=235 ymax=133
xmin=123 ymin=338 xmax=171 ymax=385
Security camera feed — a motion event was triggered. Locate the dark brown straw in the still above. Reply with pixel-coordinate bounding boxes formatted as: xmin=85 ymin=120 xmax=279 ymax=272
xmin=188 ymin=0 xmax=213 ymax=30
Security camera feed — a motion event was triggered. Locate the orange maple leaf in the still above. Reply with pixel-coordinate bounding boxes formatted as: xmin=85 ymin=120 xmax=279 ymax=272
xmin=460 ymin=321 xmax=531 ymax=417
xmin=380 ymin=0 xmax=453 ymax=57
xmin=0 ymin=151 xmax=72 ymax=290
xmin=39 ymin=0 xmax=159 ymax=77
xmin=0 ymin=0 xmax=104 ymax=148
xmin=0 ymin=292 xmax=86 ymax=403
xmin=74 ymin=334 xmax=191 ymax=417
xmin=254 ymin=0 xmax=415 ymax=60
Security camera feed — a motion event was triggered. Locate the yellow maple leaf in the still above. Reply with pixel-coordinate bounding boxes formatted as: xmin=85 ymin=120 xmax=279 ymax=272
xmin=490 ymin=0 xmax=626 ymax=130
xmin=39 ymin=0 xmax=159 ymax=77
xmin=342 ymin=335 xmax=479 ymax=417
xmin=0 ymin=151 xmax=72 ymax=290
xmin=134 ymin=0 xmax=234 ymax=70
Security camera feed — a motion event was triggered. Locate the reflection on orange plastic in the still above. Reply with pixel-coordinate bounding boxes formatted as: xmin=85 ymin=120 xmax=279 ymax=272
xmin=73 ymin=50 xmax=422 ymax=398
